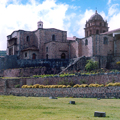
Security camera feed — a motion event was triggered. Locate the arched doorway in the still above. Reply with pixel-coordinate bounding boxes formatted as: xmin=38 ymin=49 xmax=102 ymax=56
xmin=32 ymin=53 xmax=36 ymax=59
xmin=61 ymin=53 xmax=66 ymax=59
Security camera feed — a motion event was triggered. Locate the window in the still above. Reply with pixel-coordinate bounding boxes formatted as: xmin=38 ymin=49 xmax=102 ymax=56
xmin=46 ymin=47 xmax=48 ymax=52
xmin=85 ymin=39 xmax=88 ymax=46
xmin=103 ymin=30 xmax=105 ymax=33
xmin=104 ymin=23 xmax=106 ymax=26
xmin=100 ymin=23 xmax=102 ymax=26
xmin=25 ymin=52 xmax=27 ymax=57
xmin=32 ymin=53 xmax=36 ymax=59
xmin=9 ymin=48 xmax=13 ymax=55
xmin=26 ymin=36 xmax=30 ymax=42
xmin=61 ymin=53 xmax=66 ymax=59
xmin=96 ymin=30 xmax=99 ymax=34
xmin=52 ymin=35 xmax=55 ymax=41
xmin=103 ymin=37 xmax=108 ymax=44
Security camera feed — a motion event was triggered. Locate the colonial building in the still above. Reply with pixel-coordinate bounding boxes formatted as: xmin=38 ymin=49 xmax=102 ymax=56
xmin=6 ymin=10 xmax=120 ymax=68
xmin=7 ymin=20 xmax=79 ymax=60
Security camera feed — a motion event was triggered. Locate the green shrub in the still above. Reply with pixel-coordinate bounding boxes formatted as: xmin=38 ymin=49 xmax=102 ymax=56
xmin=85 ymin=59 xmax=98 ymax=71
xmin=15 ymin=84 xmax=20 ymax=88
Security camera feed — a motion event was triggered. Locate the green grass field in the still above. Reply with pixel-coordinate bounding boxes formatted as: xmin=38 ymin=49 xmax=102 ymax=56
xmin=0 ymin=95 xmax=120 ymax=120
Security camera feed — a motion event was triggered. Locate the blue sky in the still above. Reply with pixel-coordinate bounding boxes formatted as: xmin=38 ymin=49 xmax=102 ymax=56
xmin=0 ymin=0 xmax=120 ymax=50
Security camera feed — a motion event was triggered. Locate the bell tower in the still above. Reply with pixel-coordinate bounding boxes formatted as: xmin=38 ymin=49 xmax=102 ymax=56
xmin=37 ymin=20 xmax=43 ymax=29
xmin=84 ymin=10 xmax=109 ymax=37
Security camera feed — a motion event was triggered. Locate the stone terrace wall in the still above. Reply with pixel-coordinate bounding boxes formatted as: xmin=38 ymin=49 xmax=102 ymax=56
xmin=3 ymin=67 xmax=60 ymax=77
xmin=4 ymin=73 xmax=120 ymax=88
xmin=22 ymin=73 xmax=120 ymax=86
xmin=0 ymin=55 xmax=69 ymax=71
xmin=6 ymin=87 xmax=120 ymax=98
xmin=0 ymin=79 xmax=6 ymax=94
xmin=0 ymin=70 xmax=3 ymax=77
xmin=1 ymin=74 xmax=120 ymax=98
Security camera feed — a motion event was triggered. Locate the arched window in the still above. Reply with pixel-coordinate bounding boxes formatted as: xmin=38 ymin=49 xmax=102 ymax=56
xmin=32 ymin=53 xmax=36 ymax=59
xmin=25 ymin=52 xmax=27 ymax=57
xmin=52 ymin=35 xmax=55 ymax=41
xmin=26 ymin=36 xmax=30 ymax=42
xmin=85 ymin=39 xmax=88 ymax=46
xmin=103 ymin=37 xmax=108 ymax=44
xmin=96 ymin=30 xmax=99 ymax=34
xmin=61 ymin=53 xmax=66 ymax=59
xmin=100 ymin=23 xmax=102 ymax=26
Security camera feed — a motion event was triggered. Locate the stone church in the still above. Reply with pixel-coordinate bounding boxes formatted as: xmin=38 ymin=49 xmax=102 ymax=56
xmin=6 ymin=10 xmax=120 ymax=68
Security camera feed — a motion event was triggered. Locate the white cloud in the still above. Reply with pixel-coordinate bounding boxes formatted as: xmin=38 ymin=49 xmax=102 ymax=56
xmin=108 ymin=4 xmax=119 ymax=16
xmin=107 ymin=3 xmax=120 ymax=30
xmin=69 ymin=5 xmax=80 ymax=10
xmin=108 ymin=13 xmax=120 ymax=30
xmin=107 ymin=0 xmax=112 ymax=5
xmin=0 ymin=0 xmax=68 ymax=50
xmin=77 ymin=9 xmax=94 ymax=38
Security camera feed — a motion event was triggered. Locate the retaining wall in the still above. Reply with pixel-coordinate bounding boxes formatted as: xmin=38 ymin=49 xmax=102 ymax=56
xmin=0 ymin=55 xmax=69 ymax=70
xmin=1 ymin=73 xmax=120 ymax=98
xmin=3 ymin=73 xmax=120 ymax=87
xmin=5 ymin=87 xmax=120 ymax=98
xmin=22 ymin=73 xmax=120 ymax=85
xmin=3 ymin=67 xmax=60 ymax=77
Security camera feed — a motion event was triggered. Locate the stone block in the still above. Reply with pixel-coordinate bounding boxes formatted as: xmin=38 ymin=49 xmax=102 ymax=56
xmin=69 ymin=101 xmax=75 ymax=104
xmin=49 ymin=96 xmax=57 ymax=99
xmin=94 ymin=111 xmax=106 ymax=117
xmin=97 ymin=98 xmax=101 ymax=100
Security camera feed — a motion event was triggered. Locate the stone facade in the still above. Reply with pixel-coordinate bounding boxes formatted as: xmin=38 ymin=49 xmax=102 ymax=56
xmin=4 ymin=10 xmax=120 ymax=70
xmin=7 ymin=25 xmax=70 ymax=59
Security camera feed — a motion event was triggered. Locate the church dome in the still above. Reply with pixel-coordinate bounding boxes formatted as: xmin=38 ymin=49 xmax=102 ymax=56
xmin=88 ymin=10 xmax=103 ymax=21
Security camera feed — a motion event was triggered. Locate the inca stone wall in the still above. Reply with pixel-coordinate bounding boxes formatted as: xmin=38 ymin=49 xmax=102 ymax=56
xmin=4 ymin=87 xmax=120 ymax=98
xmin=1 ymin=73 xmax=120 ymax=98
xmin=0 ymin=55 xmax=69 ymax=71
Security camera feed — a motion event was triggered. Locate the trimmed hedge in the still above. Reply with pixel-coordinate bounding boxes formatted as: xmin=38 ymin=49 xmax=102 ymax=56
xmin=21 ymin=82 xmax=120 ymax=89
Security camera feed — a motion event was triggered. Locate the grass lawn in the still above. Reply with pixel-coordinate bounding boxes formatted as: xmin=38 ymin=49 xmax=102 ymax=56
xmin=0 ymin=95 xmax=120 ymax=120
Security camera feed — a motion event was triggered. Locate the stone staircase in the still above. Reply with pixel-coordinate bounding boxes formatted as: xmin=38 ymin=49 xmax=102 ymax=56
xmin=59 ymin=56 xmax=89 ymax=74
